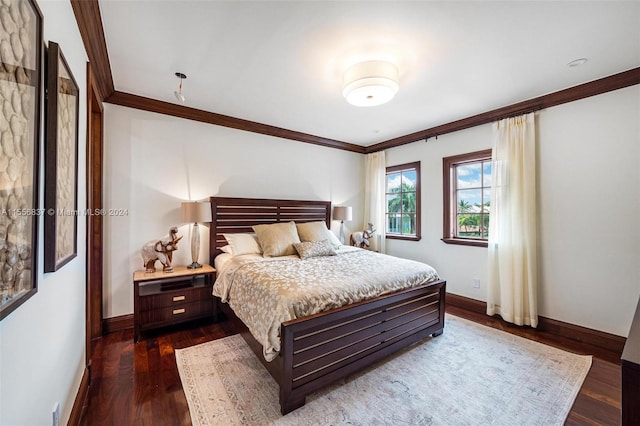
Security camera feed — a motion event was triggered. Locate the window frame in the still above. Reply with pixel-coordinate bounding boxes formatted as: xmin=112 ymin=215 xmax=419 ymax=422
xmin=385 ymin=161 xmax=421 ymax=241
xmin=442 ymin=149 xmax=492 ymax=248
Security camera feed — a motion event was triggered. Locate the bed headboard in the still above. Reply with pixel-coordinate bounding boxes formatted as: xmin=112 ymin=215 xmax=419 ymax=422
xmin=209 ymin=197 xmax=332 ymax=262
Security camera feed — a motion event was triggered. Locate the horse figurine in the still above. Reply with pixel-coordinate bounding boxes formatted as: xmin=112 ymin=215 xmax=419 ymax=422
xmin=350 ymin=223 xmax=376 ymax=249
xmin=141 ymin=227 xmax=183 ymax=273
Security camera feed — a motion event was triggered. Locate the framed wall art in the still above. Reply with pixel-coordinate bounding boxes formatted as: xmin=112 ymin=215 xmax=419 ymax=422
xmin=0 ymin=0 xmax=43 ymax=320
xmin=44 ymin=41 xmax=79 ymax=272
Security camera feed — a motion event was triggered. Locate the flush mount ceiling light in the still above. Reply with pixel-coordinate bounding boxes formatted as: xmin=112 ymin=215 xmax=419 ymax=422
xmin=174 ymin=72 xmax=187 ymax=103
xmin=342 ymin=60 xmax=399 ymax=107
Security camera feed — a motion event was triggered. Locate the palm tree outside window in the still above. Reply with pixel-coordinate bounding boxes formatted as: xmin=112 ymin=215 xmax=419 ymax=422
xmin=442 ymin=149 xmax=492 ymax=247
xmin=385 ymin=162 xmax=421 ymax=241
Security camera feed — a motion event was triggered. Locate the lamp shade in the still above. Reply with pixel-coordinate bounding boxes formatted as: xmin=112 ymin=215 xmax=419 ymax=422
xmin=333 ymin=206 xmax=352 ymax=222
xmin=342 ymin=60 xmax=399 ymax=107
xmin=181 ymin=201 xmax=212 ymax=223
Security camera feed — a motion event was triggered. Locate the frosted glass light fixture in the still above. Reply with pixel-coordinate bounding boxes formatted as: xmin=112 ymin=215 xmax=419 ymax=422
xmin=333 ymin=206 xmax=353 ymax=244
xmin=181 ymin=201 xmax=212 ymax=268
xmin=342 ymin=60 xmax=399 ymax=107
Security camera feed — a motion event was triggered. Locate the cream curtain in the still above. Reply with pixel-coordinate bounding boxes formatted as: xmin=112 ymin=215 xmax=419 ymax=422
xmin=364 ymin=151 xmax=386 ymax=253
xmin=487 ymin=113 xmax=538 ymax=327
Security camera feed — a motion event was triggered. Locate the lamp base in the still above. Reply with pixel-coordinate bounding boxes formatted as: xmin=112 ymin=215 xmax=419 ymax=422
xmin=189 ymin=222 xmax=201 ymax=269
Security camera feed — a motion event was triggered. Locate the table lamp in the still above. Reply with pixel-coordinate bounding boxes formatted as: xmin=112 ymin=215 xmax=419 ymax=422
xmin=332 ymin=206 xmax=352 ymax=245
xmin=181 ymin=201 xmax=212 ymax=268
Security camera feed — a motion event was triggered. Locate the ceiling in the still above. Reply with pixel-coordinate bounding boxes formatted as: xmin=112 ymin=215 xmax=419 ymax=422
xmin=98 ymin=1 xmax=640 ymax=147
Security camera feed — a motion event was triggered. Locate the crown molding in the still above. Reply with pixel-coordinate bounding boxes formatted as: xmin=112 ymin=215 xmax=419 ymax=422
xmin=105 ymin=91 xmax=365 ymax=153
xmin=366 ymin=67 xmax=640 ymax=153
xmin=70 ymin=0 xmax=114 ymax=101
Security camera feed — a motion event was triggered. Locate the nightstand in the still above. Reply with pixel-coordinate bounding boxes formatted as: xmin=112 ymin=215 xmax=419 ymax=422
xmin=133 ymin=265 xmax=216 ymax=342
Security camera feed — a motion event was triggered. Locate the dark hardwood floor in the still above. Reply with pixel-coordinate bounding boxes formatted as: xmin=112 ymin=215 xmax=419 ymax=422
xmin=79 ymin=306 xmax=621 ymax=426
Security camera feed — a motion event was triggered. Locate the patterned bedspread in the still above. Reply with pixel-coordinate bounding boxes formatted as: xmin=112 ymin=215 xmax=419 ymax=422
xmin=213 ymin=247 xmax=440 ymax=361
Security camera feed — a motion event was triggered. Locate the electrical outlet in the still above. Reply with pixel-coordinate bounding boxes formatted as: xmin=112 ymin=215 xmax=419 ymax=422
xmin=472 ymin=278 xmax=480 ymax=288
xmin=52 ymin=402 xmax=60 ymax=426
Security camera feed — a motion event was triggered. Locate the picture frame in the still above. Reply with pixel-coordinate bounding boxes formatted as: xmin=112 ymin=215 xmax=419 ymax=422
xmin=0 ymin=0 xmax=43 ymax=321
xmin=44 ymin=41 xmax=79 ymax=272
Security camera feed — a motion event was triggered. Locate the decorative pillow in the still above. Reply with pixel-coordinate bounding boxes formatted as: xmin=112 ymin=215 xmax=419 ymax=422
xmin=222 ymin=233 xmax=262 ymax=256
xmin=296 ymin=221 xmax=342 ymax=248
xmin=293 ymin=240 xmax=337 ymax=260
xmin=252 ymin=221 xmax=301 ymax=257
xmin=296 ymin=221 xmax=328 ymax=241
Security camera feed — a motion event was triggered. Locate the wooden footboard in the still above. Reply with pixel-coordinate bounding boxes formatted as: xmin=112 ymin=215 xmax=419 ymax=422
xmin=278 ymin=279 xmax=446 ymax=414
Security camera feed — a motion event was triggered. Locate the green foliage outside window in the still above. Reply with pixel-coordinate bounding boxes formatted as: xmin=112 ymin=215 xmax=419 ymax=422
xmin=455 ymin=161 xmax=491 ymax=239
xmin=386 ymin=168 xmax=418 ymax=236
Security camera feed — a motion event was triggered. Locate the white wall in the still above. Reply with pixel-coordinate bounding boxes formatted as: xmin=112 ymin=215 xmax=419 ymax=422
xmin=0 ymin=1 xmax=88 ymax=425
xmin=386 ymin=85 xmax=640 ymax=337
xmin=103 ymin=104 xmax=364 ymax=318
xmin=536 ymin=86 xmax=640 ymax=335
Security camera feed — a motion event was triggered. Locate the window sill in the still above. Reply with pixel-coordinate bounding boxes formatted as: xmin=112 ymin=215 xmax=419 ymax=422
xmin=386 ymin=234 xmax=421 ymax=242
xmin=441 ymin=238 xmax=487 ymax=248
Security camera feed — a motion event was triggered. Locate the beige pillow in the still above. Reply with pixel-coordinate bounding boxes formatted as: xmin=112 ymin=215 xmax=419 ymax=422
xmin=296 ymin=221 xmax=342 ymax=248
xmin=296 ymin=221 xmax=328 ymax=241
xmin=223 ymin=233 xmax=262 ymax=256
xmin=293 ymin=240 xmax=337 ymax=260
xmin=252 ymin=221 xmax=301 ymax=257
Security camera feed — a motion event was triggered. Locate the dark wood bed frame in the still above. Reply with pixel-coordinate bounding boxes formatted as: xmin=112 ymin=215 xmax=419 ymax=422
xmin=209 ymin=196 xmax=446 ymax=414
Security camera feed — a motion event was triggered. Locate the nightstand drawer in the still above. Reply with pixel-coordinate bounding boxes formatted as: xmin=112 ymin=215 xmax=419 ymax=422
xmin=139 ymin=285 xmax=212 ymax=311
xmin=138 ymin=299 xmax=213 ymax=328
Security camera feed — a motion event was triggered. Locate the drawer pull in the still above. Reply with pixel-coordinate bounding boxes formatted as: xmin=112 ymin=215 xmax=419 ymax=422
xmin=172 ymin=295 xmax=186 ymax=302
xmin=173 ymin=308 xmax=186 ymax=315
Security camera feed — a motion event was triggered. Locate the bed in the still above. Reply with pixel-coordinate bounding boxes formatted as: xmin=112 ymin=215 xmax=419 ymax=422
xmin=209 ymin=196 xmax=446 ymax=415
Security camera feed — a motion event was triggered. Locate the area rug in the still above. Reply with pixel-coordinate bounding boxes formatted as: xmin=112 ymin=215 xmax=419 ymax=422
xmin=175 ymin=315 xmax=592 ymax=425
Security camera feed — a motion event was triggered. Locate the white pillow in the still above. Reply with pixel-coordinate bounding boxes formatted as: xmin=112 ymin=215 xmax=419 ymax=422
xmin=220 ymin=245 xmax=233 ymax=254
xmin=327 ymin=228 xmax=343 ymax=248
xmin=223 ymin=233 xmax=262 ymax=256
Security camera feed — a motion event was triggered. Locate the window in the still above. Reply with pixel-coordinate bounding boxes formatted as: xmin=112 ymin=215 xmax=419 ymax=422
xmin=442 ymin=150 xmax=492 ymax=247
xmin=386 ymin=162 xmax=421 ymax=241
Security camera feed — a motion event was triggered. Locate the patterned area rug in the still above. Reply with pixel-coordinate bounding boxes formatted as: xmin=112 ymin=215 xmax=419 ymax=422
xmin=175 ymin=315 xmax=591 ymax=425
